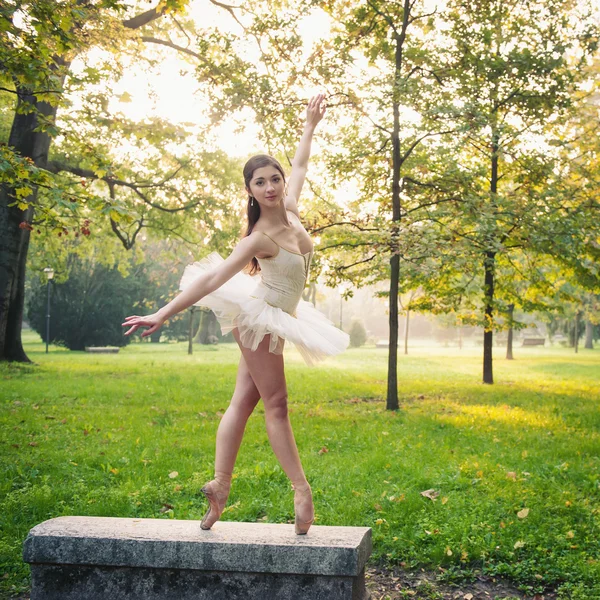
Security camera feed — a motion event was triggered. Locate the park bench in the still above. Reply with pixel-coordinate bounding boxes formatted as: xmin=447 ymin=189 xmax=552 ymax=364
xmin=23 ymin=516 xmax=372 ymax=600
xmin=84 ymin=347 xmax=120 ymax=353
xmin=521 ymin=338 xmax=545 ymax=347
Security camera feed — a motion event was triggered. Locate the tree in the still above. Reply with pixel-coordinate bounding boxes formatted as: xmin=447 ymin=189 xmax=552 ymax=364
xmin=1 ymin=0 xmax=247 ymax=362
xmin=395 ymin=0 xmax=599 ymax=382
xmin=348 ymin=318 xmax=367 ymax=347
xmin=1 ymin=0 xmax=189 ymax=361
xmin=27 ymin=253 xmax=147 ymax=350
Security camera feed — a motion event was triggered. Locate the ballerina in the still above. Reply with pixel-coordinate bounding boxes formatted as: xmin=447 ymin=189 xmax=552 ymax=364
xmin=122 ymin=93 xmax=349 ymax=535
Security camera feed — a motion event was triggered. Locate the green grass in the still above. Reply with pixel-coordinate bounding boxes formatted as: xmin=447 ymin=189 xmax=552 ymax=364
xmin=1 ymin=332 xmax=599 ymax=599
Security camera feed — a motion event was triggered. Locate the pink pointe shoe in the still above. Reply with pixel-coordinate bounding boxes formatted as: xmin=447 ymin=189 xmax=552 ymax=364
xmin=292 ymin=483 xmax=314 ymax=535
xmin=200 ymin=480 xmax=230 ymax=530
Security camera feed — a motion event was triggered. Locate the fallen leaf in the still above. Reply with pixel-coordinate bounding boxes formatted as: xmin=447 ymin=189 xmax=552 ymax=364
xmin=464 ymin=594 xmax=474 ymax=600
xmin=420 ymin=488 xmax=440 ymax=501
xmin=318 ymin=446 xmax=329 ymax=454
xmin=168 ymin=471 xmax=178 ymax=479
xmin=514 ymin=540 xmax=525 ymax=549
xmin=445 ymin=546 xmax=452 ymax=556
xmin=517 ymin=508 xmax=530 ymax=519
xmin=506 ymin=471 xmax=517 ymax=481
xmin=566 ymin=531 xmax=575 ymax=538
xmin=441 ymin=496 xmax=448 ymax=504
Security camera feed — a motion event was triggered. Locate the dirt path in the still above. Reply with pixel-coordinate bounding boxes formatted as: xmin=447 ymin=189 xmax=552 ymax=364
xmin=366 ymin=566 xmax=555 ymax=600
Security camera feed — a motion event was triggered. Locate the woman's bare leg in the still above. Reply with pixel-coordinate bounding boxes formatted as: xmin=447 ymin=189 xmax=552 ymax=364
xmin=214 ymin=353 xmax=261 ymax=479
xmin=231 ymin=329 xmax=309 ymax=489
xmin=201 ymin=353 xmax=261 ymax=529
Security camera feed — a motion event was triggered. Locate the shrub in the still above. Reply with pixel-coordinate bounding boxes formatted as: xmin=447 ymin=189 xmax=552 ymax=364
xmin=349 ymin=319 xmax=367 ymax=347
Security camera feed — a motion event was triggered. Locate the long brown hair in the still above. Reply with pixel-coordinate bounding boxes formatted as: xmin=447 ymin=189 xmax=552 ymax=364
xmin=242 ymin=154 xmax=286 ymax=275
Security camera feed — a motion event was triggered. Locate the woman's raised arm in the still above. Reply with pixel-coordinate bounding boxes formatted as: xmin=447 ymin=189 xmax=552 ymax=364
xmin=285 ymin=93 xmax=326 ymax=216
xmin=122 ymin=233 xmax=264 ymax=338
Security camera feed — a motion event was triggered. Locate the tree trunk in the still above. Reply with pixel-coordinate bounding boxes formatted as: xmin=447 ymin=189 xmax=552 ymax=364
xmin=0 ymin=84 xmax=62 ymax=362
xmin=506 ymin=303 xmax=514 ymax=360
xmin=483 ymin=120 xmax=500 ymax=384
xmin=574 ymin=311 xmax=582 ymax=354
xmin=387 ymin=253 xmax=400 ymax=410
xmin=404 ymin=309 xmax=409 ymax=355
xmin=194 ymin=310 xmax=205 ymax=343
xmin=483 ymin=251 xmax=495 ymax=384
xmin=188 ymin=307 xmax=196 ymax=355
xmin=584 ymin=319 xmax=594 ymax=349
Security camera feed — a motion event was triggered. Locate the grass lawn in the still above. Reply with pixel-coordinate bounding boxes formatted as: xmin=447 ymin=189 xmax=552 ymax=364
xmin=1 ymin=332 xmax=599 ymax=599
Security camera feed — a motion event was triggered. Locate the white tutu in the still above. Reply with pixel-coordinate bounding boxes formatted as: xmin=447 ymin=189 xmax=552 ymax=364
xmin=179 ymin=252 xmax=349 ymax=366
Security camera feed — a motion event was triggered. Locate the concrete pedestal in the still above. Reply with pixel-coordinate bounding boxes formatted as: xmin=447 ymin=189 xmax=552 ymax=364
xmin=23 ymin=516 xmax=372 ymax=599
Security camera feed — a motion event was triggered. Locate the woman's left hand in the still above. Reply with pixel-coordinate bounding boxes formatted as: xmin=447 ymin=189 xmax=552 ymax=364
xmin=305 ymin=93 xmax=326 ymax=129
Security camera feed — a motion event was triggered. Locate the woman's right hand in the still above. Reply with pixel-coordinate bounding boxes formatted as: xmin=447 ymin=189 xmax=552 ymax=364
xmin=122 ymin=312 xmax=165 ymax=338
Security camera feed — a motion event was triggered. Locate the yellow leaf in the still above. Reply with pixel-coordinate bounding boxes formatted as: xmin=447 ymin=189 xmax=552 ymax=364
xmin=445 ymin=546 xmax=452 ymax=556
xmin=514 ymin=540 xmax=525 ymax=549
xmin=566 ymin=531 xmax=575 ymax=538
xmin=168 ymin=471 xmax=178 ymax=479
xmin=442 ymin=497 xmax=448 ymax=504
xmin=15 ymin=186 xmax=32 ymax=198
xmin=375 ymin=519 xmax=384 ymax=525
xmin=522 ymin=450 xmax=528 ymax=459
xmin=517 ymin=508 xmax=530 ymax=519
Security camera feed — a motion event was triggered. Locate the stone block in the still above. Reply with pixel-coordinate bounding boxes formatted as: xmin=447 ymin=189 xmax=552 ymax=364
xmin=23 ymin=516 xmax=372 ymax=599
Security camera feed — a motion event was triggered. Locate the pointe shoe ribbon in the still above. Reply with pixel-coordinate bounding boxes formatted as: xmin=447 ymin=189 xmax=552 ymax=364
xmin=200 ymin=479 xmax=230 ymax=530
xmin=292 ymin=483 xmax=314 ymax=535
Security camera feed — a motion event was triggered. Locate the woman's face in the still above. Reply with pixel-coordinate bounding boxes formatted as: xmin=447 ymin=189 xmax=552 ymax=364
xmin=248 ymin=166 xmax=285 ymax=207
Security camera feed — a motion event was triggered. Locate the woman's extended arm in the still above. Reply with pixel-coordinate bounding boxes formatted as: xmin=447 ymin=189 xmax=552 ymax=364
xmin=122 ymin=234 xmax=263 ymax=338
xmin=285 ymin=93 xmax=326 ymax=215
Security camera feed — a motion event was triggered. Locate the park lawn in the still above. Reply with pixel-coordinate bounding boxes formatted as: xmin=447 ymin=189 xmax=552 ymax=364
xmin=1 ymin=332 xmax=599 ymax=599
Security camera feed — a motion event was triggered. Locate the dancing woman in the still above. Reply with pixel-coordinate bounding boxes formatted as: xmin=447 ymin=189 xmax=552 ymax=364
xmin=123 ymin=94 xmax=349 ymax=535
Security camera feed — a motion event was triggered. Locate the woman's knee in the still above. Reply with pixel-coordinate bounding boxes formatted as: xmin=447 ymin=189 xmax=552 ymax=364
xmin=264 ymin=394 xmax=289 ymax=420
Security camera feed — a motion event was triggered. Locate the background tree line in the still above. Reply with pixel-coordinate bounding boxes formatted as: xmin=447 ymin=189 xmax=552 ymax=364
xmin=1 ymin=0 xmax=598 ymax=402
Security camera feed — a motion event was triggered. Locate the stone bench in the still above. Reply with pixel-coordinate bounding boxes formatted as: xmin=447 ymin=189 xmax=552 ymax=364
xmin=85 ymin=347 xmax=120 ymax=353
xmin=23 ymin=516 xmax=372 ymax=600
xmin=521 ymin=338 xmax=545 ymax=346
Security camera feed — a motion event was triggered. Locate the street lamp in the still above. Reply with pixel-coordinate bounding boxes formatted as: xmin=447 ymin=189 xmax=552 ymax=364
xmin=338 ymin=284 xmax=346 ymax=331
xmin=43 ymin=267 xmax=54 ymax=354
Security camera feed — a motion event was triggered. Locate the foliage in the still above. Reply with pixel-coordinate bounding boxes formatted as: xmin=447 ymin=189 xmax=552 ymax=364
xmin=348 ymin=318 xmax=367 ymax=347
xmin=26 ymin=253 xmax=149 ymax=350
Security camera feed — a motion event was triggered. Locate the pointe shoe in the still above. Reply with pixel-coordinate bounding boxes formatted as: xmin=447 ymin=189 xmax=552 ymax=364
xmin=200 ymin=480 xmax=230 ymax=530
xmin=292 ymin=483 xmax=314 ymax=535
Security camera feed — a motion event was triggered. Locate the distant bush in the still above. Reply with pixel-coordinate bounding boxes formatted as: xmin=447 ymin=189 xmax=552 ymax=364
xmin=349 ymin=319 xmax=367 ymax=348
xmin=27 ymin=256 xmax=146 ymax=350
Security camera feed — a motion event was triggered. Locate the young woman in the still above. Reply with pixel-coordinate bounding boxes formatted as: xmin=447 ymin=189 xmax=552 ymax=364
xmin=122 ymin=94 xmax=349 ymax=535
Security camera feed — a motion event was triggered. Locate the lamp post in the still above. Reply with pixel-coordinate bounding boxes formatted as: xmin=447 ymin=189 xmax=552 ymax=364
xmin=338 ymin=285 xmax=345 ymax=331
xmin=43 ymin=267 xmax=54 ymax=354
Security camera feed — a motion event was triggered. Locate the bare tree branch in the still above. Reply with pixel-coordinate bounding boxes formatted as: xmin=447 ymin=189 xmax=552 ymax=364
xmin=122 ymin=5 xmax=166 ymax=30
